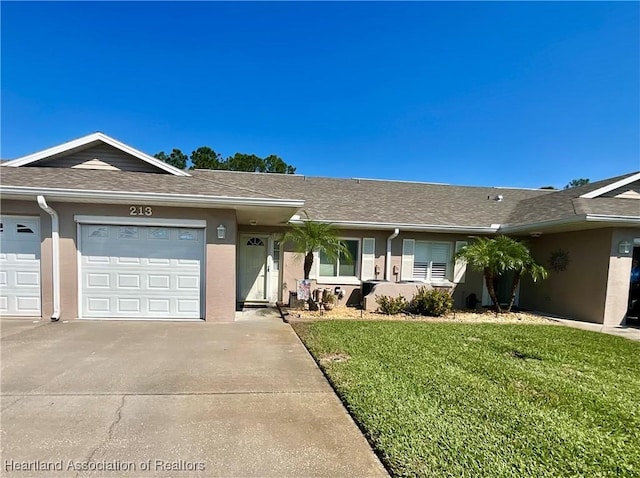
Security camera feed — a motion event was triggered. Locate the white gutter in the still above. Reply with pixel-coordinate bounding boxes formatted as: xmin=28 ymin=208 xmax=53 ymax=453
xmin=385 ymin=228 xmax=400 ymax=281
xmin=37 ymin=196 xmax=60 ymax=321
xmin=0 ymin=185 xmax=304 ymax=208
xmin=500 ymin=214 xmax=640 ymax=234
xmin=288 ymin=218 xmax=499 ymax=234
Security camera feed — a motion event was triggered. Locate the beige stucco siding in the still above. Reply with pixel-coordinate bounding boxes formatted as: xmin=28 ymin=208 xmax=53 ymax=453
xmin=271 ymin=227 xmax=485 ymax=308
xmin=1 ymin=199 xmax=237 ymax=321
xmin=520 ymin=229 xmax=612 ymax=323
xmin=603 ymin=228 xmax=639 ymax=325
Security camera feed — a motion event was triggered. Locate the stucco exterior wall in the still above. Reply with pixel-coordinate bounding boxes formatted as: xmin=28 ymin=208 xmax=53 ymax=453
xmin=273 ymin=227 xmax=486 ymax=309
xmin=603 ymin=228 xmax=639 ymax=325
xmin=1 ymin=199 xmax=237 ymax=321
xmin=520 ymin=229 xmax=612 ymax=323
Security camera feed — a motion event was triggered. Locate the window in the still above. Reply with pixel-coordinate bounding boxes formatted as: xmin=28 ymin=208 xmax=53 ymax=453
xmin=319 ymin=239 xmax=359 ymax=278
xmin=17 ymin=224 xmax=35 ymax=234
xmin=272 ymin=240 xmax=281 ymax=271
xmin=403 ymin=240 xmax=452 ymax=282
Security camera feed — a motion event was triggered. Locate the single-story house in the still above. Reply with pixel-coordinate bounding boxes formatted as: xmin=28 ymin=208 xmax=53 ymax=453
xmin=1 ymin=133 xmax=638 ymax=325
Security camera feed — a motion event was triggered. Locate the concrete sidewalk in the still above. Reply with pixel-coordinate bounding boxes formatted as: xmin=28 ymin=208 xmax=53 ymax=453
xmin=545 ymin=316 xmax=640 ymax=341
xmin=1 ymin=318 xmax=387 ymax=477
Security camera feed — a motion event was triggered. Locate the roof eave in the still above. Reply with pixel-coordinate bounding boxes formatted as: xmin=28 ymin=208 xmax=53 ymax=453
xmin=0 ymin=185 xmax=304 ymax=209
xmin=500 ymin=214 xmax=640 ymax=234
xmin=289 ymin=218 xmax=500 ymax=234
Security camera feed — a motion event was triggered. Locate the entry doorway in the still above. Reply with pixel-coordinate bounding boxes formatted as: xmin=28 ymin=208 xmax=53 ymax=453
xmin=482 ymin=271 xmax=520 ymax=308
xmin=239 ymin=235 xmax=269 ymax=303
xmin=626 ymin=246 xmax=640 ymax=324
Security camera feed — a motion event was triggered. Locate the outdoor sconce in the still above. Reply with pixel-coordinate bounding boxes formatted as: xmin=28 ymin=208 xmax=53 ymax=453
xmin=618 ymin=240 xmax=632 ymax=255
xmin=216 ymin=224 xmax=226 ymax=240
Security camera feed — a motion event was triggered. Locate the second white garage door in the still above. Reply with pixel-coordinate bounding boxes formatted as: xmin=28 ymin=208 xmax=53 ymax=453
xmin=80 ymin=224 xmax=204 ymax=319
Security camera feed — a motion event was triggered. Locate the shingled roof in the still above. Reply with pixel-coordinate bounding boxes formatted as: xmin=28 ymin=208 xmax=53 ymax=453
xmin=0 ymin=167 xmax=287 ymax=200
xmin=2 ymin=165 xmax=637 ymax=231
xmin=191 ymin=170 xmax=551 ymax=228
xmin=505 ymin=172 xmax=640 ymax=227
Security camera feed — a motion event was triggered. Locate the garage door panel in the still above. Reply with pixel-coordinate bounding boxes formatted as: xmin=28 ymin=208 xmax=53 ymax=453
xmin=148 ymin=299 xmax=170 ymax=313
xmin=0 ymin=216 xmax=42 ymax=317
xmin=81 ymin=224 xmax=202 ymax=319
xmin=148 ymin=275 xmax=170 ymax=289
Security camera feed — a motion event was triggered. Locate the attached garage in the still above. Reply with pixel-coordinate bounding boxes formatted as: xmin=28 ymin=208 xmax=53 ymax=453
xmin=78 ymin=219 xmax=205 ymax=319
xmin=0 ymin=216 xmax=42 ymax=317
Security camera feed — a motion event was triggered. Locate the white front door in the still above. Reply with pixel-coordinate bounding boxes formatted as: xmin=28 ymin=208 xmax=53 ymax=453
xmin=0 ymin=216 xmax=42 ymax=317
xmin=80 ymin=224 xmax=204 ymax=319
xmin=240 ymin=235 xmax=268 ymax=302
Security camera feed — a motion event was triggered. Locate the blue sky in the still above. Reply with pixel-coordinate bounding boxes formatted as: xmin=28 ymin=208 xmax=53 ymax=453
xmin=2 ymin=1 xmax=638 ymax=188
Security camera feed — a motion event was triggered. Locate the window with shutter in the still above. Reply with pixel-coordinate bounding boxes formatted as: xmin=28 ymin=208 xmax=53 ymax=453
xmin=408 ymin=241 xmax=452 ymax=282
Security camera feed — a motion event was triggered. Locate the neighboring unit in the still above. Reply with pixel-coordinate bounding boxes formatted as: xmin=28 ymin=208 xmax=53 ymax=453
xmin=1 ymin=133 xmax=638 ymax=325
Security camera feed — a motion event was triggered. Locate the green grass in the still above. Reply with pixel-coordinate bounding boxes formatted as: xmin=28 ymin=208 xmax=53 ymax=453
xmin=293 ymin=321 xmax=640 ymax=478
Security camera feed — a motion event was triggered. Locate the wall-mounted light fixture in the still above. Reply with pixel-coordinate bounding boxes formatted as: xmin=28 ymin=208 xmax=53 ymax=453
xmin=216 ymin=224 xmax=226 ymax=240
xmin=618 ymin=240 xmax=632 ymax=255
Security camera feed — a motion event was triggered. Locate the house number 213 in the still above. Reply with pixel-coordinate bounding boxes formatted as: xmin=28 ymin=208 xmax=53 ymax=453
xmin=129 ymin=206 xmax=153 ymax=216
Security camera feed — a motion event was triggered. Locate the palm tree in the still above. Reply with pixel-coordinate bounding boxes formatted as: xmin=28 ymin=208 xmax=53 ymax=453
xmin=455 ymin=235 xmax=548 ymax=313
xmin=281 ymin=212 xmax=351 ymax=280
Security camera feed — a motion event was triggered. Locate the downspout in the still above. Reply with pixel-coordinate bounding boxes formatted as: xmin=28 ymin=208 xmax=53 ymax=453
xmin=385 ymin=228 xmax=400 ymax=281
xmin=37 ymin=196 xmax=60 ymax=321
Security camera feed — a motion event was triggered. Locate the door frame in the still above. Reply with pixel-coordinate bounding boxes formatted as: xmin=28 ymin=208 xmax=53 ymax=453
xmin=238 ymin=233 xmax=275 ymax=304
xmin=481 ymin=276 xmax=520 ymax=307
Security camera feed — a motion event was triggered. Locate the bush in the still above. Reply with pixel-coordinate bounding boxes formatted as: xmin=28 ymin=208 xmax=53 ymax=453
xmin=408 ymin=287 xmax=453 ymax=317
xmin=375 ymin=295 xmax=408 ymax=315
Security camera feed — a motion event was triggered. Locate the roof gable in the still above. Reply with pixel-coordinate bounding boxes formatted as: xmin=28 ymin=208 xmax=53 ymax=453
xmin=3 ymin=132 xmax=190 ymax=177
xmin=579 ymin=171 xmax=640 ymax=198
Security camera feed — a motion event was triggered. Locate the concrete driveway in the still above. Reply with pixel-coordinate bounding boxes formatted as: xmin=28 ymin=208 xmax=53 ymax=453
xmin=1 ymin=318 xmax=387 ymax=477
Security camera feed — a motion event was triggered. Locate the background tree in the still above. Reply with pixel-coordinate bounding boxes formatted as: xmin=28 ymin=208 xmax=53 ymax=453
xmin=225 ymin=153 xmax=263 ymax=172
xmin=539 ymin=186 xmax=557 ymax=190
xmin=455 ymin=235 xmax=548 ymax=313
xmin=154 ymin=148 xmax=188 ymax=169
xmin=156 ymin=146 xmax=297 ymax=173
xmin=564 ymin=178 xmax=590 ymax=189
xmin=190 ymin=146 xmax=224 ymax=170
xmin=280 ymin=213 xmax=351 ymax=280
xmin=264 ymin=154 xmax=296 ymax=174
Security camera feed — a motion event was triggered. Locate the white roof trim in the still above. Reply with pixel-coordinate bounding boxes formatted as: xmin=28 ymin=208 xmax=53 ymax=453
xmin=289 ymin=218 xmax=499 ymax=234
xmin=0 ymin=185 xmax=304 ymax=208
xmin=500 ymin=214 xmax=640 ymax=234
xmin=3 ymin=132 xmax=191 ymax=177
xmin=579 ymin=172 xmax=640 ymax=199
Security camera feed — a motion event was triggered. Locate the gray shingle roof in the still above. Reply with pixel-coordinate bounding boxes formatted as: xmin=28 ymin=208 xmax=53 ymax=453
xmin=505 ymin=172 xmax=640 ymax=225
xmin=0 ymin=167 xmax=286 ymax=200
xmin=2 ymin=166 xmax=638 ymax=229
xmin=191 ymin=170 xmax=551 ymax=227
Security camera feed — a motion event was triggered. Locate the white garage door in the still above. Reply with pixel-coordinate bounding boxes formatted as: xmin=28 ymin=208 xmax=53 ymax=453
xmin=0 ymin=216 xmax=42 ymax=317
xmin=80 ymin=224 xmax=204 ymax=319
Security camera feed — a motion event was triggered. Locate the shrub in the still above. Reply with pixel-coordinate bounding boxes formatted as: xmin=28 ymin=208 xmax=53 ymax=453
xmin=408 ymin=287 xmax=453 ymax=317
xmin=375 ymin=295 xmax=408 ymax=315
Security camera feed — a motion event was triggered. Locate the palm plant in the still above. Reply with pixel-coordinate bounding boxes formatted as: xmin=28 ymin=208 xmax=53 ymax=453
xmin=281 ymin=212 xmax=351 ymax=280
xmin=455 ymin=235 xmax=547 ymax=313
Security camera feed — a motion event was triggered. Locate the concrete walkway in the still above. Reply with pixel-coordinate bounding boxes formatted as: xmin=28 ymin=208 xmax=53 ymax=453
xmin=544 ymin=315 xmax=640 ymax=341
xmin=1 ymin=318 xmax=387 ymax=477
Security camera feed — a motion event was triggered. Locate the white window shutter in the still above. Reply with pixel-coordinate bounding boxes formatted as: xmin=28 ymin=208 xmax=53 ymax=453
xmin=361 ymin=238 xmax=376 ymax=280
xmin=309 ymin=251 xmax=320 ymax=280
xmin=401 ymin=239 xmax=415 ymax=281
xmin=430 ymin=243 xmax=451 ymax=281
xmin=453 ymin=241 xmax=468 ymax=283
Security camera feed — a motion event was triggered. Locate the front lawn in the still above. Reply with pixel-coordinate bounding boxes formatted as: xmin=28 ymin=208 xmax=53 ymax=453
xmin=293 ymin=321 xmax=640 ymax=477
